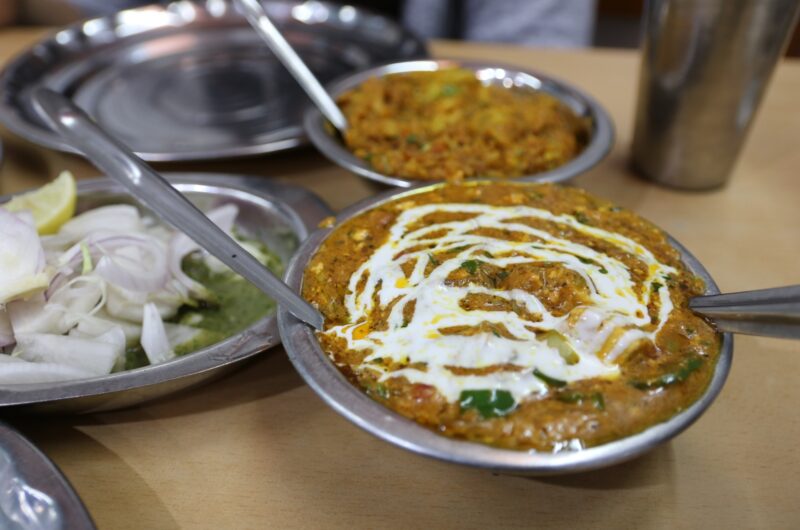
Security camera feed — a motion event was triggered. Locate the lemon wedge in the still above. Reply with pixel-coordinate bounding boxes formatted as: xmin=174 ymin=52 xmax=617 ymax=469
xmin=3 ymin=171 xmax=77 ymax=235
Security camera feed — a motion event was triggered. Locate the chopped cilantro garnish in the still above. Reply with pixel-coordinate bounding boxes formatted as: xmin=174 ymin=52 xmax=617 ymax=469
xmin=534 ymin=368 xmax=567 ymax=388
xmin=405 ymin=134 xmax=422 ymax=146
xmin=555 ymin=391 xmax=605 ymax=411
xmin=631 ymin=357 xmax=703 ymax=390
xmin=461 ymin=259 xmax=481 ymax=274
xmin=440 ymin=84 xmax=459 ymax=97
xmin=573 ymin=211 xmax=590 ymax=224
xmin=459 ymin=389 xmax=516 ymax=418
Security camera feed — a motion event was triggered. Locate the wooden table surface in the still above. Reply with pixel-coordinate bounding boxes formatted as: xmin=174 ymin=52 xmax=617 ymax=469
xmin=1 ymin=27 xmax=799 ymax=530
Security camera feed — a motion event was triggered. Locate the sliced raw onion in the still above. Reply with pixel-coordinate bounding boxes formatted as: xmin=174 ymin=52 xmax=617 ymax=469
xmin=55 ymin=233 xmax=170 ymax=293
xmin=6 ymin=295 xmax=67 ymax=336
xmin=0 ymin=357 xmax=97 ymax=385
xmin=141 ymin=303 xmax=175 ymax=365
xmin=14 ymin=332 xmax=122 ymax=376
xmin=70 ymin=312 xmax=141 ymax=345
xmin=0 ymin=209 xmax=49 ymax=304
xmin=49 ymin=275 xmax=107 ymax=325
xmin=103 ymin=283 xmax=183 ymax=323
xmin=2 ymin=200 xmax=241 ymax=380
xmin=58 ymin=205 xmax=143 ymax=243
xmin=95 ymin=252 xmax=168 ymax=293
xmin=44 ymin=268 xmax=71 ymax=300
xmin=168 ymin=204 xmax=239 ymax=298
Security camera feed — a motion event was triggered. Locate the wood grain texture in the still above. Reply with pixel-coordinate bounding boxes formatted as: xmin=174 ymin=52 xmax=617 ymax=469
xmin=1 ymin=29 xmax=799 ymax=529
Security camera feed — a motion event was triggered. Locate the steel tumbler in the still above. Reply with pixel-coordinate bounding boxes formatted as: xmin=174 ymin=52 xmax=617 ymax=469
xmin=632 ymin=0 xmax=800 ymax=189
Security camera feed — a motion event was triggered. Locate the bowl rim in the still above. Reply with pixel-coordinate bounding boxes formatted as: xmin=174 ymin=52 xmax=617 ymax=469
xmin=303 ymin=58 xmax=616 ymax=188
xmin=0 ymin=175 xmax=312 ymax=408
xmin=0 ymin=421 xmax=96 ymax=528
xmin=277 ymin=181 xmax=733 ymax=475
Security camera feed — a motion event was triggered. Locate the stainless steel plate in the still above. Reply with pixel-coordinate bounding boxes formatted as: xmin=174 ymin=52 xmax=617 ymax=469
xmin=304 ymin=59 xmax=615 ymax=187
xmin=0 ymin=0 xmax=427 ymax=162
xmin=0 ymin=173 xmax=332 ymax=413
xmin=0 ymin=422 xmax=95 ymax=529
xmin=278 ymin=183 xmax=733 ymax=475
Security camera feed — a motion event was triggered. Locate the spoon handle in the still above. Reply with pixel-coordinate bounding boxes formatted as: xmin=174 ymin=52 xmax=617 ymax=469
xmin=690 ymin=285 xmax=800 ymax=339
xmin=31 ymin=88 xmax=324 ymax=330
xmin=235 ymin=0 xmax=348 ymax=132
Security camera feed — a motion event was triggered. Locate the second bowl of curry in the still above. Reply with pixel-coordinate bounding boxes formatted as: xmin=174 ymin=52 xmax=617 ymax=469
xmin=304 ymin=60 xmax=615 ymax=187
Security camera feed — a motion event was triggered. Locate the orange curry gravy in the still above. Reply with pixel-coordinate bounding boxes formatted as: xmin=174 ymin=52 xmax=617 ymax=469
xmin=302 ymin=183 xmax=721 ymax=452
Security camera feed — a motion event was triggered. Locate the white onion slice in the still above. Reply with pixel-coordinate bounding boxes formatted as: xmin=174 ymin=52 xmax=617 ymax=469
xmin=57 ymin=205 xmax=142 ymax=243
xmin=141 ymin=303 xmax=175 ymax=365
xmin=0 ymin=209 xmax=49 ymax=304
xmin=168 ymin=204 xmax=239 ymax=298
xmin=103 ymin=283 xmax=182 ymax=323
xmin=95 ymin=251 xmax=168 ymax=293
xmin=6 ymin=296 xmax=67 ymax=336
xmin=0 ymin=357 xmax=96 ymax=385
xmin=14 ymin=333 xmax=121 ymax=376
xmin=44 ymin=269 xmax=71 ymax=300
xmin=49 ymin=275 xmax=107 ymax=324
xmin=71 ymin=313 xmax=141 ymax=345
xmin=55 ymin=234 xmax=170 ymax=293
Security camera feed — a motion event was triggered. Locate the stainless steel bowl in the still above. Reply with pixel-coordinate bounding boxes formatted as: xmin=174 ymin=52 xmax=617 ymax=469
xmin=304 ymin=59 xmax=615 ymax=188
xmin=277 ymin=183 xmax=733 ymax=475
xmin=0 ymin=173 xmax=331 ymax=413
xmin=0 ymin=421 xmax=95 ymax=529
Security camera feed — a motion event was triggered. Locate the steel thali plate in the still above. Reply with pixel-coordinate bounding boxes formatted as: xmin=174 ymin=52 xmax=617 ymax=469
xmin=0 ymin=0 xmax=427 ymax=162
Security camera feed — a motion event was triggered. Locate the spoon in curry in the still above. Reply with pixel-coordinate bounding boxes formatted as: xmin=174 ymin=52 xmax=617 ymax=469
xmin=234 ymin=0 xmax=348 ymax=134
xmin=690 ymin=285 xmax=800 ymax=339
xmin=31 ymin=88 xmax=325 ymax=330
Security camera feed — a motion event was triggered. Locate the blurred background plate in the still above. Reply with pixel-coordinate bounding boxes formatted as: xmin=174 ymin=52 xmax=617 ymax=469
xmin=0 ymin=0 xmax=427 ymax=162
xmin=0 ymin=422 xmax=95 ymax=529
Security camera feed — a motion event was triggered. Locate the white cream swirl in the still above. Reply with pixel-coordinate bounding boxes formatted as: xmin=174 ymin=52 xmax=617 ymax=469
xmin=323 ymin=203 xmax=676 ymax=403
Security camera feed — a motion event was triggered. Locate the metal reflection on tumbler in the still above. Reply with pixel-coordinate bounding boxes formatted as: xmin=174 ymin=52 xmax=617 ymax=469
xmin=632 ymin=0 xmax=800 ymax=190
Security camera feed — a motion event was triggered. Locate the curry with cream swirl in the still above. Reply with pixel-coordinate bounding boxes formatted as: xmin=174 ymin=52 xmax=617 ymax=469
xmin=303 ymin=183 xmax=720 ymax=451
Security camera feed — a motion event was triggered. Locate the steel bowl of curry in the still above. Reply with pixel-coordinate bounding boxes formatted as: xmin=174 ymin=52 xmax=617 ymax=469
xmin=304 ymin=60 xmax=614 ymax=187
xmin=278 ymin=181 xmax=732 ymax=474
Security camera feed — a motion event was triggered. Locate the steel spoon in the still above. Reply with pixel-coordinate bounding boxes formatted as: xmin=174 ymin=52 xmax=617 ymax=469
xmin=691 ymin=285 xmax=800 ymax=339
xmin=31 ymin=88 xmax=324 ymax=330
xmin=235 ymin=0 xmax=348 ymax=133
